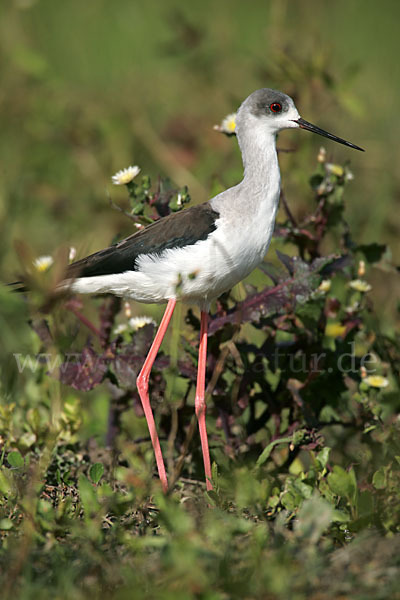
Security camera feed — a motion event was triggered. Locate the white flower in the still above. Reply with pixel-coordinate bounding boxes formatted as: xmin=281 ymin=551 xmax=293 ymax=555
xmin=124 ymin=301 xmax=132 ymax=318
xmin=69 ymin=246 xmax=77 ymax=262
xmin=33 ymin=255 xmax=54 ymax=272
xmin=112 ymin=165 xmax=141 ymax=186
xmin=317 ymin=147 xmax=326 ymax=163
xmin=364 ymin=375 xmax=389 ymax=389
xmin=213 ymin=112 xmax=237 ymax=135
xmin=318 ymin=279 xmax=331 ymax=293
xmin=113 ymin=324 xmax=128 ymax=335
xmin=128 ymin=316 xmax=156 ymax=331
xmin=113 ymin=315 xmax=156 ymax=336
xmin=349 ymin=279 xmax=372 ymax=293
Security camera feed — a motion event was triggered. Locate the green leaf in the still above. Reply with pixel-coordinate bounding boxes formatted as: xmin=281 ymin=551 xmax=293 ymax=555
xmin=19 ymin=431 xmax=37 ymax=450
xmin=331 ymin=509 xmax=351 ymax=523
xmin=281 ymin=490 xmax=299 ymax=512
xmin=295 ymin=495 xmax=333 ymax=544
xmin=78 ymin=475 xmax=100 ymax=517
xmin=372 ymin=467 xmax=387 ymax=490
xmin=7 ymin=451 xmax=24 ymax=469
xmin=89 ymin=463 xmax=104 ymax=485
xmin=357 ymin=243 xmax=386 ymax=263
xmin=56 ymin=469 xmax=62 ymax=486
xmin=327 ymin=466 xmax=357 ymax=504
xmin=62 ymin=470 xmax=73 ymax=486
xmin=0 ymin=518 xmax=13 ymax=530
xmin=292 ymin=479 xmax=314 ymax=499
xmin=0 ymin=470 xmax=12 ymax=496
xmin=256 ymin=435 xmax=293 ymax=467
xmin=206 ymin=490 xmax=219 ymax=507
xmin=316 ymin=447 xmax=331 ymax=471
xmin=310 ymin=173 xmax=324 ymax=189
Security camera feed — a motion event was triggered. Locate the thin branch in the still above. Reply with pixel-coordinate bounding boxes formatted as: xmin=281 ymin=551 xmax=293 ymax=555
xmin=108 ymin=194 xmax=138 ymax=222
xmin=280 ymin=188 xmax=298 ymax=228
xmin=65 ymin=302 xmax=101 ymax=339
xmin=169 ymin=416 xmax=197 ymax=490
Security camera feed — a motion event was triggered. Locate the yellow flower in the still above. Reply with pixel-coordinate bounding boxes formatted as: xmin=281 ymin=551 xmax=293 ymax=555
xmin=364 ymin=375 xmax=389 ymax=389
xmin=325 ymin=163 xmax=344 ymax=177
xmin=112 ymin=165 xmax=141 ymax=185
xmin=349 ymin=279 xmax=372 ymax=293
xmin=214 ymin=112 xmax=237 ymax=135
xmin=325 ymin=322 xmax=346 ymax=338
xmin=33 ymin=255 xmax=54 ymax=272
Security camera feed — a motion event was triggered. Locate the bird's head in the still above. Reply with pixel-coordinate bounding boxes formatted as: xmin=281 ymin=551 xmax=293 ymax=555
xmin=236 ymin=88 xmax=364 ymax=151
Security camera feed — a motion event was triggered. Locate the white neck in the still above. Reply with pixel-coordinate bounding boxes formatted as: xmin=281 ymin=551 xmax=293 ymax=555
xmin=237 ymin=123 xmax=281 ymax=198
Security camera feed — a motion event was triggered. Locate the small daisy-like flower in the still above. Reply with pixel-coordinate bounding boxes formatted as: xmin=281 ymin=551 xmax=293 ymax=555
xmin=345 ymin=300 xmax=360 ymax=315
xmin=364 ymin=375 xmax=389 ymax=389
xmin=33 ymin=255 xmax=54 ymax=272
xmin=349 ymin=279 xmax=372 ymax=293
xmin=113 ymin=324 xmax=128 ymax=336
xmin=214 ymin=112 xmax=237 ymax=136
xmin=318 ymin=279 xmax=331 ymax=293
xmin=128 ymin=316 xmax=156 ymax=331
xmin=111 ymin=165 xmax=141 ymax=186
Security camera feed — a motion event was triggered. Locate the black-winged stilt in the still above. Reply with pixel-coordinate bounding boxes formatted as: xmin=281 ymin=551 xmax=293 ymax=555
xmin=65 ymin=88 xmax=364 ymax=492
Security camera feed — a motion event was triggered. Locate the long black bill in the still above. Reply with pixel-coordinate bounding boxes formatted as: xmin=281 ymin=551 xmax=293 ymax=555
xmin=294 ymin=118 xmax=364 ymax=152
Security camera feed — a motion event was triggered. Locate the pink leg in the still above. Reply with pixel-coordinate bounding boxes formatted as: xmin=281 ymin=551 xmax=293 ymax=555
xmin=136 ymin=299 xmax=176 ymax=493
xmin=195 ymin=311 xmax=213 ymax=491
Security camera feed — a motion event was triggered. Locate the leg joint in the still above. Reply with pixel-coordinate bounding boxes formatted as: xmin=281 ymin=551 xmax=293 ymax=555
xmin=136 ymin=372 xmax=149 ymax=393
xmin=195 ymin=397 xmax=206 ymax=419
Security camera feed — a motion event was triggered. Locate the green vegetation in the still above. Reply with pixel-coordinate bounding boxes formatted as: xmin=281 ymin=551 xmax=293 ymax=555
xmin=1 ymin=2 xmax=399 ymax=599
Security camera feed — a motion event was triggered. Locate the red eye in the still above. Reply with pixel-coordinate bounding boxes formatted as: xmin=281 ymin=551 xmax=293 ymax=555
xmin=270 ymin=102 xmax=282 ymax=113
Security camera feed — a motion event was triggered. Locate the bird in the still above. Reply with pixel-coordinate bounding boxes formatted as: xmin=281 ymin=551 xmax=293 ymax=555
xmin=62 ymin=88 xmax=364 ymax=493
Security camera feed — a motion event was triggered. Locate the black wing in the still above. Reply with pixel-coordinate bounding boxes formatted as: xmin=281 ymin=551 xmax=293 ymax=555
xmin=67 ymin=203 xmax=219 ymax=279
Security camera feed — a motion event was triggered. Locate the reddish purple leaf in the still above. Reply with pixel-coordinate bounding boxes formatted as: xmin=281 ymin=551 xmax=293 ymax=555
xmin=209 ymin=253 xmax=341 ymax=336
xmin=60 ymin=345 xmax=108 ymax=391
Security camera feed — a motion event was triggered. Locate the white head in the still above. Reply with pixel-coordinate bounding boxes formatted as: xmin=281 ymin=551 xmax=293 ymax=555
xmin=236 ymin=88 xmax=364 ymax=151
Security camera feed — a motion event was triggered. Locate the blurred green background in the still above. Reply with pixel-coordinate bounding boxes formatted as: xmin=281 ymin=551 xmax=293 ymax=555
xmin=1 ymin=0 xmax=399 ymax=324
